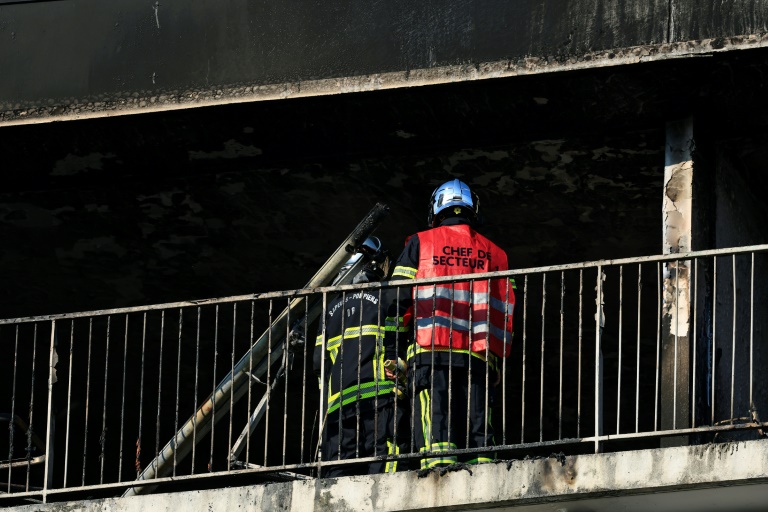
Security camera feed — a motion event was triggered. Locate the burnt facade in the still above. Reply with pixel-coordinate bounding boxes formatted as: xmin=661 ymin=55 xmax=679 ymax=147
xmin=2 ymin=0 xmax=768 ymax=509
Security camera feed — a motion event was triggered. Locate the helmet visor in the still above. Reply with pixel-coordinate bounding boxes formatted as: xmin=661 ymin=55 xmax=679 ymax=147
xmin=336 ymin=236 xmax=390 ymax=282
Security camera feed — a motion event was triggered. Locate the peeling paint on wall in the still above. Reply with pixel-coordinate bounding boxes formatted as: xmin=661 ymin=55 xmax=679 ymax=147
xmin=664 ymin=160 xmax=693 ymax=254
xmin=662 ymin=121 xmax=693 ymax=337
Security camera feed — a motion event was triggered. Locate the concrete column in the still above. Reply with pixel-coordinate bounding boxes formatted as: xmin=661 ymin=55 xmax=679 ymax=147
xmin=661 ymin=118 xmax=694 ymax=445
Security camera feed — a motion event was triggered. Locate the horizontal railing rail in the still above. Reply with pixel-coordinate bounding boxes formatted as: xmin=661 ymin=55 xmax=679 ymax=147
xmin=2 ymin=244 xmax=767 ymax=503
xmin=4 ymin=243 xmax=767 ymax=326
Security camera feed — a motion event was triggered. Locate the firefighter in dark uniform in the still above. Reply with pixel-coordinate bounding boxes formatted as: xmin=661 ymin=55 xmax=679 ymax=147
xmin=387 ymin=179 xmax=516 ymax=470
xmin=314 ymin=237 xmax=406 ymax=477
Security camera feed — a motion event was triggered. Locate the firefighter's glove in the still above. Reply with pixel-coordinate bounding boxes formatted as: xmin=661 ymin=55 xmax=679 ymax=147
xmin=393 ymin=381 xmax=407 ymax=400
xmin=384 ymin=358 xmax=407 ymax=383
xmin=384 ymin=358 xmax=408 ymax=399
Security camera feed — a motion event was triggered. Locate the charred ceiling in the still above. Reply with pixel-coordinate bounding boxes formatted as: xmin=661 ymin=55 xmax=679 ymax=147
xmin=1 ymin=49 xmax=768 ymax=318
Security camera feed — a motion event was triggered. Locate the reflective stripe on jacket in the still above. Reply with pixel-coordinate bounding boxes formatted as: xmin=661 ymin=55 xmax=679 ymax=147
xmin=413 ymin=224 xmax=515 ymax=359
xmin=313 ymin=291 xmax=394 ymax=417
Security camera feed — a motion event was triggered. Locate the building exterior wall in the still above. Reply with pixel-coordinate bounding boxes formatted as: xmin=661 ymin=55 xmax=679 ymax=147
xmin=2 ymin=2 xmax=768 ymax=510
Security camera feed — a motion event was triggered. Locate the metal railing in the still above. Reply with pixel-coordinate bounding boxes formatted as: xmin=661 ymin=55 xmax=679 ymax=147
xmin=2 ymin=245 xmax=767 ymax=503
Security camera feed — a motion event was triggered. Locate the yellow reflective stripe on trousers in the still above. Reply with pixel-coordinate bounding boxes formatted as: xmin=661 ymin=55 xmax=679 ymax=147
xmin=419 ymin=390 xmax=432 ymax=452
xmin=385 ymin=440 xmax=400 ymax=473
xmin=419 ymin=442 xmax=458 ymax=469
xmin=465 ymin=457 xmax=493 ymax=464
xmin=418 ymin=392 xmax=459 ymax=469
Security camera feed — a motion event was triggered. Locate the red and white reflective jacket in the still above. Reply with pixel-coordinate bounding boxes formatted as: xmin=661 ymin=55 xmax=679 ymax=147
xmin=391 ymin=223 xmax=515 ymax=359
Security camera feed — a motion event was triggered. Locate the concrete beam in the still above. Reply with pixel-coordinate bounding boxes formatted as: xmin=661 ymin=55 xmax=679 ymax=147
xmin=662 ymin=118 xmax=694 ymax=443
xmin=10 ymin=439 xmax=768 ymax=512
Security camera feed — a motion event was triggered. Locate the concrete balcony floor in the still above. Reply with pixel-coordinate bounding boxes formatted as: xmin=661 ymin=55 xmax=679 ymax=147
xmin=10 ymin=438 xmax=768 ymax=512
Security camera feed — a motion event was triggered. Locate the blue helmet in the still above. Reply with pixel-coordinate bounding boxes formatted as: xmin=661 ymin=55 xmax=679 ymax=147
xmin=427 ymin=179 xmax=479 ymax=227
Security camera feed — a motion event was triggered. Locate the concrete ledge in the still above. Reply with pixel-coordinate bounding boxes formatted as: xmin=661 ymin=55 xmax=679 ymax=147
xmin=10 ymin=439 xmax=768 ymax=512
xmin=2 ymin=34 xmax=767 ymax=127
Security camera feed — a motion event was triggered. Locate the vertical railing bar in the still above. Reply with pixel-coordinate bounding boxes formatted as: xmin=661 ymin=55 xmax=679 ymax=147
xmin=730 ymin=254 xmax=736 ymax=425
xmin=356 ymin=293 xmax=364 ymax=460
xmin=136 ymin=313 xmax=147 ymax=479
xmin=484 ymin=278 xmax=492 ymax=452
xmin=8 ymin=326 xmax=19 ymax=493
xmin=375 ymin=286 xmax=390 ymax=468
xmin=501 ymin=278 xmax=514 ymax=445
xmin=466 ymin=280 xmax=473 ymax=453
xmin=99 ymin=316 xmax=112 ymax=484
xmin=228 ymin=303 xmax=237 ymax=472
xmin=749 ymin=253 xmax=754 ymax=410
xmin=654 ymin=263 xmax=661 ymax=431
xmin=300 ymin=298 xmax=309 ymax=464
xmin=447 ymin=282 xmax=455 ymax=455
xmin=594 ymin=266 xmax=603 ymax=454
xmin=539 ymin=273 xmax=546 ymax=443
xmin=617 ymin=266 xmax=623 ymax=435
xmin=425 ymin=282 xmax=437 ymax=460
xmin=43 ymin=320 xmax=57 ymax=502
xmin=210 ymin=305 xmax=219 ymax=473
xmin=374 ymin=279 xmax=383 ymax=461
xmin=25 ymin=324 xmax=38 ymax=492
xmin=318 ymin=291 xmax=328 ymax=473
xmin=521 ymin=275 xmax=528 ymax=444
xmin=673 ymin=260 xmax=679 ymax=430
xmin=81 ymin=319 xmax=92 ymax=486
xmin=300 ymin=299 xmax=309 ymax=464
xmin=337 ymin=291 xmax=347 ymax=464
xmin=191 ymin=307 xmax=201 ymax=474
xmin=154 ymin=311 xmax=165 ymax=478
xmin=502 ymin=277 xmax=511 ymax=446
xmin=711 ymin=258 xmax=717 ymax=426
xmin=577 ymin=270 xmax=583 ymax=438
xmin=403 ymin=286 xmax=416 ymax=456
xmin=390 ymin=284 xmax=400 ymax=458
xmin=282 ymin=298 xmax=291 ymax=466
xmin=64 ymin=322 xmax=74 ymax=488
xmin=247 ymin=301 xmax=255 ymax=465
xmin=558 ymin=272 xmax=564 ymax=440
xmin=118 ymin=315 xmax=128 ymax=483
xmin=264 ymin=299 xmax=273 ymax=467
xmin=173 ymin=309 xmax=183 ymax=476
xmin=635 ymin=265 xmax=642 ymax=433
xmin=691 ymin=259 xmax=697 ymax=428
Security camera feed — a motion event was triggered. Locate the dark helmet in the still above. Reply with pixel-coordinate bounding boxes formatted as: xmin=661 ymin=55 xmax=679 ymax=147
xmin=427 ymin=179 xmax=479 ymax=227
xmin=338 ymin=236 xmax=391 ymax=284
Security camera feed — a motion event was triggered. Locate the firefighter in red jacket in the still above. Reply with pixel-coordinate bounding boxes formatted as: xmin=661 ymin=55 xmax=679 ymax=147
xmin=387 ymin=179 xmax=515 ymax=470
